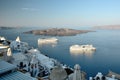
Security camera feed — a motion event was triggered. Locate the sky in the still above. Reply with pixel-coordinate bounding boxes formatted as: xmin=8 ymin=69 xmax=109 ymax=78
xmin=0 ymin=0 xmax=120 ymax=27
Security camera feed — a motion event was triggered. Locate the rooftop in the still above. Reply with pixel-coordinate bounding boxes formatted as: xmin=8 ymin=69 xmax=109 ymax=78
xmin=0 ymin=60 xmax=16 ymax=74
xmin=0 ymin=71 xmax=36 ymax=80
xmin=0 ymin=60 xmax=36 ymax=80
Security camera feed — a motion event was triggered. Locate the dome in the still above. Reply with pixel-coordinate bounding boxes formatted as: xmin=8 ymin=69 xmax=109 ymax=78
xmin=74 ymin=64 xmax=80 ymax=70
xmin=68 ymin=64 xmax=86 ymax=80
xmin=95 ymin=72 xmax=103 ymax=79
xmin=49 ymin=66 xmax=67 ymax=80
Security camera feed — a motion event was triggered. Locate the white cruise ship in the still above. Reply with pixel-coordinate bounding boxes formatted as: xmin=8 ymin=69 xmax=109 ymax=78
xmin=70 ymin=44 xmax=96 ymax=52
xmin=38 ymin=37 xmax=58 ymax=43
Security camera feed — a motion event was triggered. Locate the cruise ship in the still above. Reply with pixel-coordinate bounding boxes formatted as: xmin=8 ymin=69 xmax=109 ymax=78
xmin=38 ymin=37 xmax=58 ymax=43
xmin=70 ymin=44 xmax=96 ymax=52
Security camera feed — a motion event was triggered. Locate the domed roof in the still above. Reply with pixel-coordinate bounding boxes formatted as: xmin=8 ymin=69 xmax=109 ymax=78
xmin=68 ymin=64 xmax=87 ymax=80
xmin=74 ymin=64 xmax=80 ymax=70
xmin=49 ymin=65 xmax=67 ymax=80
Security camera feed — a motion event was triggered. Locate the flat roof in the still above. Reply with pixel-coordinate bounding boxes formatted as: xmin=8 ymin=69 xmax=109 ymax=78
xmin=0 ymin=71 xmax=36 ymax=80
xmin=0 ymin=60 xmax=16 ymax=74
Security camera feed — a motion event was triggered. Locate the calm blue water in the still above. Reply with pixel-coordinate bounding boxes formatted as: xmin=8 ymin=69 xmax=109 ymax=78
xmin=0 ymin=27 xmax=120 ymax=78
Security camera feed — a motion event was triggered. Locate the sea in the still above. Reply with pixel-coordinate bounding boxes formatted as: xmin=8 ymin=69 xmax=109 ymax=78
xmin=0 ymin=26 xmax=120 ymax=78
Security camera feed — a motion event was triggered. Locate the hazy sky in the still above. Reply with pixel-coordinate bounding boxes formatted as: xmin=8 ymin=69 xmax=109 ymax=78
xmin=0 ymin=0 xmax=120 ymax=27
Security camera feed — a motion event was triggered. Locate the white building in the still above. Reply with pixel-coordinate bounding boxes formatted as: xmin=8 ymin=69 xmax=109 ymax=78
xmin=29 ymin=55 xmax=39 ymax=77
xmin=3 ymin=48 xmax=13 ymax=62
xmin=89 ymin=72 xmax=118 ymax=80
xmin=10 ymin=36 xmax=29 ymax=52
xmin=28 ymin=49 xmax=55 ymax=71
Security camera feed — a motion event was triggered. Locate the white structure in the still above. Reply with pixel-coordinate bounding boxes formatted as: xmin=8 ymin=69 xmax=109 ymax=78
xmin=10 ymin=36 xmax=29 ymax=52
xmin=0 ymin=45 xmax=9 ymax=49
xmin=73 ymin=64 xmax=82 ymax=80
xmin=0 ymin=36 xmax=9 ymax=45
xmin=70 ymin=48 xmax=95 ymax=57
xmin=38 ymin=37 xmax=58 ymax=44
xmin=16 ymin=36 xmax=20 ymax=42
xmin=94 ymin=72 xmax=103 ymax=80
xmin=12 ymin=52 xmax=39 ymax=77
xmin=12 ymin=52 xmax=27 ymax=62
xmin=70 ymin=44 xmax=96 ymax=53
xmin=30 ymin=55 xmax=38 ymax=64
xmin=107 ymin=71 xmax=120 ymax=80
xmin=90 ymin=72 xmax=118 ymax=80
xmin=0 ymin=36 xmax=6 ymax=41
xmin=29 ymin=55 xmax=39 ymax=77
xmin=28 ymin=49 xmax=55 ymax=71
xmin=38 ymin=41 xmax=57 ymax=48
xmin=68 ymin=64 xmax=85 ymax=80
xmin=7 ymin=48 xmax=12 ymax=56
xmin=3 ymin=48 xmax=12 ymax=62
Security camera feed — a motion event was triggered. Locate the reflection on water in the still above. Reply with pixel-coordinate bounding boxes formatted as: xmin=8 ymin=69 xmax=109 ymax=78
xmin=38 ymin=41 xmax=57 ymax=48
xmin=70 ymin=50 xmax=95 ymax=57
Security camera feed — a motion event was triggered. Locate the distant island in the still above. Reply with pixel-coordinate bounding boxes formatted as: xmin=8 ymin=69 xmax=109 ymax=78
xmin=0 ymin=26 xmax=20 ymax=30
xmin=24 ymin=28 xmax=93 ymax=36
xmin=94 ymin=25 xmax=120 ymax=30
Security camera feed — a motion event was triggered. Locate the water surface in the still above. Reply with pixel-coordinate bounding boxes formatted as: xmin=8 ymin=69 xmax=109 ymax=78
xmin=0 ymin=27 xmax=120 ymax=78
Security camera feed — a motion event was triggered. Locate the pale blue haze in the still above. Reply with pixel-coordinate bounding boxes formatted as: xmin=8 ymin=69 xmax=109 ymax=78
xmin=0 ymin=0 xmax=120 ymax=27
